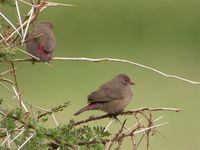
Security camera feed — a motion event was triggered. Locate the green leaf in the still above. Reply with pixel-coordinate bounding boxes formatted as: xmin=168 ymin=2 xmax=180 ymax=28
xmin=0 ymin=46 xmax=17 ymax=61
xmin=1 ymin=116 xmax=16 ymax=130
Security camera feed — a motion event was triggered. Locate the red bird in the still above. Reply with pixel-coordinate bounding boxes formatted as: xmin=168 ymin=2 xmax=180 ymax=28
xmin=26 ymin=21 xmax=56 ymax=62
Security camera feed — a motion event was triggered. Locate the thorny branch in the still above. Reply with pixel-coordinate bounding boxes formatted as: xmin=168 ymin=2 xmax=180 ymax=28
xmin=0 ymin=57 xmax=199 ymax=85
xmin=74 ymin=107 xmax=181 ymax=126
xmin=73 ymin=114 xmax=170 ymax=150
xmin=10 ymin=62 xmax=22 ymax=107
xmin=0 ymin=105 xmax=179 ymax=149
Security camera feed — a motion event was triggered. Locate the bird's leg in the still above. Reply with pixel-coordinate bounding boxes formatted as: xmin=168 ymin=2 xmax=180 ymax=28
xmin=31 ymin=59 xmax=36 ymax=64
xmin=107 ymin=111 xmax=122 ymax=119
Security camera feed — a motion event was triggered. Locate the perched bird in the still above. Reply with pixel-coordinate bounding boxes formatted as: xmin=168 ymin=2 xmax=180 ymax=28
xmin=26 ymin=21 xmax=56 ymax=62
xmin=74 ymin=74 xmax=134 ymax=115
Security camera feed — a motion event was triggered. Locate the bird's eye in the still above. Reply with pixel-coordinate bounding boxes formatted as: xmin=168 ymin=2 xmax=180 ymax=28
xmin=124 ymin=78 xmax=129 ymax=84
xmin=125 ymin=77 xmax=129 ymax=82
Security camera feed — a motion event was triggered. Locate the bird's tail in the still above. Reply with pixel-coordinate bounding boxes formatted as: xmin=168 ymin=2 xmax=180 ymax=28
xmin=74 ymin=103 xmax=101 ymax=116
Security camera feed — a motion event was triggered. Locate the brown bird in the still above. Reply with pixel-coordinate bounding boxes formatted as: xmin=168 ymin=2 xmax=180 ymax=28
xmin=26 ymin=21 xmax=56 ymax=62
xmin=74 ymin=74 xmax=134 ymax=115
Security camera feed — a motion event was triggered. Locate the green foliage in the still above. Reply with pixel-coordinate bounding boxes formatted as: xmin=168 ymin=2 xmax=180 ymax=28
xmin=15 ymin=107 xmax=23 ymax=120
xmin=0 ymin=101 xmax=110 ymax=149
xmin=51 ymin=101 xmax=70 ymax=113
xmin=0 ymin=46 xmax=17 ymax=61
xmin=76 ymin=125 xmax=110 ymax=150
xmin=76 ymin=125 xmax=111 ymax=141
xmin=0 ymin=107 xmax=23 ymax=139
xmin=81 ymin=144 xmax=104 ymax=150
xmin=37 ymin=101 xmax=71 ymax=122
xmin=94 ymin=126 xmax=111 ymax=138
xmin=43 ymin=122 xmax=110 ymax=149
xmin=1 ymin=116 xmax=16 ymax=131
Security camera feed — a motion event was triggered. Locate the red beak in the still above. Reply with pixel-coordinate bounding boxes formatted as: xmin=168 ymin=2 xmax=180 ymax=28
xmin=130 ymin=81 xmax=135 ymax=85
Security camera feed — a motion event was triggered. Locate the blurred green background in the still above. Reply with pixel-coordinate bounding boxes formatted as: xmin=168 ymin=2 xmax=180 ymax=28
xmin=1 ymin=0 xmax=200 ymax=149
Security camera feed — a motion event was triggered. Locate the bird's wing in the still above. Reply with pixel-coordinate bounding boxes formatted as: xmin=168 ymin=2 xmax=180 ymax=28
xmin=40 ymin=33 xmax=55 ymax=53
xmin=88 ymin=87 xmax=124 ymax=103
xmin=33 ymin=27 xmax=55 ymax=53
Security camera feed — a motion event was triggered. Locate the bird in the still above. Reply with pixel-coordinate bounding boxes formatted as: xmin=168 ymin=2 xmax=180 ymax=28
xmin=25 ymin=21 xmax=56 ymax=62
xmin=74 ymin=74 xmax=134 ymax=115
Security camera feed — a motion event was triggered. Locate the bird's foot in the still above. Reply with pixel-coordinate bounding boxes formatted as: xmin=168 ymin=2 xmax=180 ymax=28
xmin=107 ymin=112 xmax=120 ymax=119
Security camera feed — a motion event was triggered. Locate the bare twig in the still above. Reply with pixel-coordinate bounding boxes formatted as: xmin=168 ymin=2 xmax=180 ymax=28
xmin=124 ymin=107 xmax=181 ymax=114
xmin=52 ymin=114 xmax=58 ymax=126
xmin=77 ymin=122 xmax=169 ymax=147
xmin=0 ymin=128 xmax=10 ymax=147
xmin=123 ymin=118 xmax=143 ymax=134
xmin=26 ymin=102 xmax=51 ymax=112
xmin=10 ymin=62 xmax=22 ymax=106
xmin=153 ymin=116 xmax=164 ymax=123
xmin=114 ymin=119 xmax=127 ymax=140
xmin=18 ymin=0 xmax=35 ymax=7
xmin=10 ymin=62 xmax=28 ymax=112
xmin=0 ymin=34 xmax=9 ymax=46
xmin=12 ymin=86 xmax=21 ymax=99
xmin=117 ymin=122 xmax=169 ymax=140
xmin=131 ymin=136 xmax=136 ymax=150
xmin=2 ymin=57 xmax=199 ymax=84
xmin=74 ymin=107 xmax=180 ymax=126
xmin=15 ymin=0 xmax=24 ymax=36
xmin=54 ymin=57 xmax=200 ymax=84
xmin=0 ymin=82 xmax=15 ymax=94
xmin=0 ymin=78 xmax=14 ymax=85
xmin=21 ymin=7 xmax=34 ymax=44
xmin=9 ymin=128 xmax=25 ymax=144
xmin=0 ymin=67 xmax=17 ymax=76
xmin=133 ymin=122 xmax=169 ymax=135
xmin=0 ymin=12 xmax=22 ymax=37
xmin=17 ymin=132 xmax=35 ymax=150
xmin=105 ymin=139 xmax=112 ymax=150
xmin=1 ymin=1 xmax=45 ymax=43
xmin=46 ymin=1 xmax=76 ymax=7
xmin=17 ymin=48 xmax=40 ymax=60
xmin=104 ymin=119 xmax=114 ymax=132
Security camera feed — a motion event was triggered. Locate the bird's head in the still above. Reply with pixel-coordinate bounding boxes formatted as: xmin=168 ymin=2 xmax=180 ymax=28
xmin=40 ymin=21 xmax=53 ymax=30
xmin=117 ymin=74 xmax=135 ymax=86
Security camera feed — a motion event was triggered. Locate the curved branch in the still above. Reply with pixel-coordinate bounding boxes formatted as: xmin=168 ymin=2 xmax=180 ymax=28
xmin=1 ymin=57 xmax=199 ymax=84
xmin=0 ymin=78 xmax=14 ymax=85
xmin=74 ymin=107 xmax=181 ymax=126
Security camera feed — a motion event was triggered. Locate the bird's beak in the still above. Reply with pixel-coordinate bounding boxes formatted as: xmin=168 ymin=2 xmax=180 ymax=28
xmin=130 ymin=81 xmax=135 ymax=85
